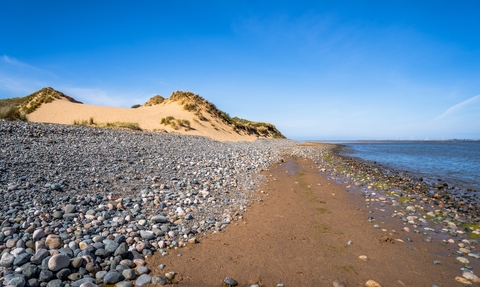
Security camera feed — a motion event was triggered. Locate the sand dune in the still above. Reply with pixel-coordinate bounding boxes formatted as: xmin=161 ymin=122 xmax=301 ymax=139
xmin=28 ymin=97 xmax=258 ymax=142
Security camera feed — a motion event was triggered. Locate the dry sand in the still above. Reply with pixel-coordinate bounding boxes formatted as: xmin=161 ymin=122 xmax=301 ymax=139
xmin=28 ymin=98 xmax=257 ymax=142
xmin=146 ymin=157 xmax=463 ymax=287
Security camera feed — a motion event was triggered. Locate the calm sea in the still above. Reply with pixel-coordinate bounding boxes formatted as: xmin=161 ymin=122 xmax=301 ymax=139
xmin=330 ymin=141 xmax=480 ymax=192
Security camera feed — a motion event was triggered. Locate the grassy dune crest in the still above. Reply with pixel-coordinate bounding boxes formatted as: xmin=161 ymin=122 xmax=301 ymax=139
xmin=0 ymin=87 xmax=82 ymax=121
xmin=145 ymin=90 xmax=285 ymax=138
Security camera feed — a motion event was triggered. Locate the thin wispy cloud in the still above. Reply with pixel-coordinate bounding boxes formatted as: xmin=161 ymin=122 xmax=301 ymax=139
xmin=1 ymin=55 xmax=57 ymax=77
xmin=434 ymin=94 xmax=480 ymax=121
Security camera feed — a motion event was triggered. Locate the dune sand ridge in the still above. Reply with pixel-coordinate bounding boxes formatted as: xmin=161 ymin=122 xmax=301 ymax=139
xmin=28 ymin=97 xmax=258 ymax=142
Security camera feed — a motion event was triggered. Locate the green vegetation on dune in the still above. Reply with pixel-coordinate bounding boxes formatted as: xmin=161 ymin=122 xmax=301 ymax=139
xmin=18 ymin=87 xmax=82 ymax=114
xmin=143 ymin=95 xmax=165 ymax=106
xmin=0 ymin=97 xmax=28 ymax=121
xmin=160 ymin=116 xmax=192 ymax=131
xmin=146 ymin=90 xmax=285 ymax=138
xmin=1 ymin=87 xmax=82 ymax=121
xmin=73 ymin=117 xmax=141 ymax=131
xmin=3 ymin=87 xmax=285 ymax=140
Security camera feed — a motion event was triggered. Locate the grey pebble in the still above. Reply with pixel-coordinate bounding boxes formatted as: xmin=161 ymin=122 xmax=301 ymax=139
xmin=136 ymin=274 xmax=152 ymax=287
xmin=104 ymin=270 xmax=125 ymax=284
xmin=333 ymin=280 xmax=347 ymax=287
xmin=224 ymin=276 xmax=238 ymax=286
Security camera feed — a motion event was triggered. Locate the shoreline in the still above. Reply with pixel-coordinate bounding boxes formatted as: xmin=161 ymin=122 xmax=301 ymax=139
xmin=326 ymin=143 xmax=480 ymax=223
xmin=337 ymin=142 xmax=480 ymax=193
xmin=145 ymin=153 xmax=473 ymax=286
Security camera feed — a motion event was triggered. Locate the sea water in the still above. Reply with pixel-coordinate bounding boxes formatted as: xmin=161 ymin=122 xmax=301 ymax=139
xmin=337 ymin=141 xmax=480 ymax=192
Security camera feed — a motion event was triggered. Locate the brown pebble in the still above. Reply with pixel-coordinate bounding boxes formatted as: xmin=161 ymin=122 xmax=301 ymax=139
xmin=365 ymin=280 xmax=381 ymax=287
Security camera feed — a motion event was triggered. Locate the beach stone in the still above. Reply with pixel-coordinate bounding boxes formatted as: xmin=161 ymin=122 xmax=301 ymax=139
xmin=8 ymin=275 xmax=27 ymax=287
xmin=7 ymin=238 xmax=18 ymax=248
xmin=58 ymin=247 xmax=74 ymax=258
xmin=56 ymin=268 xmax=71 ymax=280
xmin=79 ymin=283 xmax=99 ymax=287
xmin=136 ymin=265 xmax=150 ymax=275
xmin=358 ymin=255 xmax=368 ymax=261
xmin=140 ymin=230 xmax=155 ymax=240
xmin=116 ymin=264 xmax=131 ymax=273
xmin=14 ymin=253 xmax=33 ymax=266
xmin=22 ymin=264 xmax=39 ymax=279
xmin=11 ymin=247 xmax=26 ymax=257
xmin=71 ymin=257 xmax=84 ymax=268
xmin=134 ymin=258 xmax=146 ymax=266
xmin=365 ymin=280 xmax=381 ymax=287
xmin=115 ymin=282 xmax=133 ymax=287
xmin=47 ymin=279 xmax=64 ymax=287
xmin=455 ymin=277 xmax=472 ymax=285
xmin=120 ymin=259 xmax=136 ymax=268
xmin=136 ymin=274 xmax=152 ymax=286
xmin=457 ymin=257 xmax=470 ymax=264
xmin=105 ymin=241 xmax=119 ymax=254
xmin=224 ymin=276 xmax=238 ymax=286
xmin=79 ymin=242 xmax=89 ymax=250
xmin=114 ymin=243 xmax=128 ymax=258
xmin=39 ymin=270 xmax=54 ymax=282
xmin=45 ymin=234 xmax=63 ymax=249
xmin=71 ymin=278 xmax=97 ymax=287
xmin=27 ymin=278 xmax=40 ymax=287
xmin=463 ymin=272 xmax=479 ymax=281
xmin=333 ymin=280 xmax=347 ymax=287
xmin=69 ymin=273 xmax=82 ymax=281
xmin=104 ymin=270 xmax=125 ymax=284
xmin=64 ymin=204 xmax=76 ymax=214
xmin=165 ymin=271 xmax=175 ymax=280
xmin=48 ymin=253 xmax=70 ymax=271
xmin=406 ymin=206 xmax=416 ymax=212
xmin=32 ymin=229 xmax=46 ymax=241
xmin=151 ymin=215 xmax=168 ymax=223
xmin=53 ymin=211 xmax=63 ymax=219
xmin=96 ymin=271 xmax=107 ymax=279
xmin=0 ymin=252 xmax=15 ymax=267
xmin=151 ymin=275 xmax=169 ymax=285
xmin=122 ymin=269 xmax=136 ymax=280
xmin=86 ymin=261 xmax=101 ymax=274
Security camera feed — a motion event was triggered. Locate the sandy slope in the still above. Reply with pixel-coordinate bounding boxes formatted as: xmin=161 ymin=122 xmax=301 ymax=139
xmin=28 ymin=98 xmax=257 ymax=142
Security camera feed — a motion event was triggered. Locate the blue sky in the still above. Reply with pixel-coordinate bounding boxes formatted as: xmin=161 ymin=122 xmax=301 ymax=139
xmin=1 ymin=1 xmax=479 ymax=140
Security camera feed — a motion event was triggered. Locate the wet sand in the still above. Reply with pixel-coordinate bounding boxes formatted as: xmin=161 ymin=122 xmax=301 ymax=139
xmin=147 ymin=156 xmax=463 ymax=286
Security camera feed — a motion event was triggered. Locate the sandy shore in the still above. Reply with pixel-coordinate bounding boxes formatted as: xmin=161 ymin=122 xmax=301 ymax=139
xmin=146 ymin=156 xmax=470 ymax=286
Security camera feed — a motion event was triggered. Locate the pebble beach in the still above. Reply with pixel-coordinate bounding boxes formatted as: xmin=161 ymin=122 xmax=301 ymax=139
xmin=1 ymin=121 xmax=480 ymax=287
xmin=0 ymin=121 xmax=296 ymax=287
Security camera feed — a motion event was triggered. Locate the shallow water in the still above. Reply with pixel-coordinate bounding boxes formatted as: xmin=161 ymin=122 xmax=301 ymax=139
xmin=337 ymin=141 xmax=480 ymax=191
